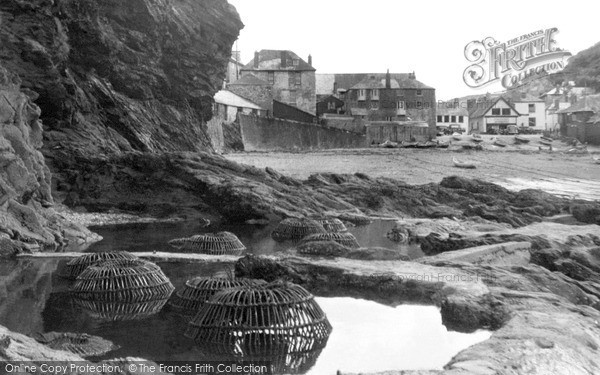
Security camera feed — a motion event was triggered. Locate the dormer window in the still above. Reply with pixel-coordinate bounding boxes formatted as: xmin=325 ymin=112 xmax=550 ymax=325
xmin=293 ymin=59 xmax=299 ymax=66
xmin=371 ymin=89 xmax=379 ymax=100
xmin=416 ymin=89 xmax=423 ymax=96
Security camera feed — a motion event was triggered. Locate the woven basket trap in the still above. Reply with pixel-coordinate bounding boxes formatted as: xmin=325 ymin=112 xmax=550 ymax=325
xmin=314 ymin=218 xmax=348 ymax=233
xmin=168 ymin=231 xmax=246 ymax=255
xmin=271 ymin=218 xmax=327 ymax=242
xmin=298 ymin=232 xmax=360 ymax=249
xmin=61 ymin=252 xmax=138 ymax=280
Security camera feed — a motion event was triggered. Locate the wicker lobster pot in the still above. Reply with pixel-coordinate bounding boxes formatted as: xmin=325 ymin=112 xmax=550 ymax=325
xmin=168 ymin=277 xmax=264 ymax=314
xmin=185 ymin=281 xmax=332 ymax=352
xmin=298 ymin=232 xmax=360 ymax=249
xmin=72 ymin=298 xmax=170 ymax=321
xmin=34 ymin=332 xmax=119 ymax=358
xmin=61 ymin=252 xmax=138 ymax=280
xmin=314 ymin=218 xmax=348 ymax=233
xmin=271 ymin=218 xmax=327 ymax=242
xmin=71 ymin=259 xmax=174 ymax=303
xmin=168 ymin=232 xmax=246 ymax=255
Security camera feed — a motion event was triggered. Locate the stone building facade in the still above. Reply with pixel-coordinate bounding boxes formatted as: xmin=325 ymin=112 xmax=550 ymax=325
xmin=239 ymin=50 xmax=316 ymax=115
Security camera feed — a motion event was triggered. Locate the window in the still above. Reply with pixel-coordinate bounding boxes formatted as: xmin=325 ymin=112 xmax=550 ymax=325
xmin=492 ymin=108 xmax=501 ymax=115
xmin=529 ymin=117 xmax=536 ymax=127
xmin=444 ymin=115 xmax=450 ymax=122
xmin=358 ymin=89 xmax=366 ymax=101
xmin=529 ymin=104 xmax=535 ymax=113
xmin=502 ymin=108 xmax=511 ymax=115
xmin=416 ymin=89 xmax=422 ymax=96
xmin=371 ymin=89 xmax=379 ymax=100
xmin=237 ymin=107 xmax=243 ymax=112
xmin=293 ymin=59 xmax=299 ymax=66
xmin=327 ymin=101 xmax=336 ymax=110
xmin=371 ymin=101 xmax=379 ymax=109
xmin=268 ymin=71 xmax=274 ymax=85
xmin=295 ymin=72 xmax=302 ymax=86
xmin=289 ymin=90 xmax=296 ymax=102
xmin=451 ymin=115 xmax=456 ymax=122
xmin=417 ymin=101 xmax=422 ymax=109
xmin=437 ymin=115 xmax=442 ymax=122
xmin=289 ymin=72 xmax=295 ymax=87
xmin=397 ymin=101 xmax=404 ymax=109
xmin=424 ymin=102 xmax=430 ymax=109
xmin=458 ymin=115 xmax=464 ymax=123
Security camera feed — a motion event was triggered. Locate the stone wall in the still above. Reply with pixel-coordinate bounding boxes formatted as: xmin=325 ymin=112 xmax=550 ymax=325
xmin=238 ymin=114 xmax=366 ymax=151
xmin=366 ymin=121 xmax=430 ymax=144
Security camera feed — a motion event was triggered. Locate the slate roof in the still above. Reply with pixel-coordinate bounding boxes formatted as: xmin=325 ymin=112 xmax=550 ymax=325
xmin=469 ymin=97 xmax=521 ymax=118
xmin=556 ymin=94 xmax=600 ymax=114
xmin=228 ymin=74 xmax=271 ymax=86
xmin=316 ymin=73 xmax=434 ymax=95
xmin=214 ymin=90 xmax=263 ymax=110
xmin=242 ymin=50 xmax=315 ymax=71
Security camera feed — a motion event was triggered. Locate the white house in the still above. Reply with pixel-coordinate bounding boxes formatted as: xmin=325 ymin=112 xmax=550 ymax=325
xmin=213 ymin=89 xmax=267 ymax=122
xmin=469 ymin=97 xmax=520 ymax=134
xmin=508 ymin=93 xmax=546 ymax=132
xmin=436 ymin=106 xmax=469 ymax=133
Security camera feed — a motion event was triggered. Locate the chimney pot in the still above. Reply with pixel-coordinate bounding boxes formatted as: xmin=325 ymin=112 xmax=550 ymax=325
xmin=254 ymin=51 xmax=259 ymax=69
xmin=385 ymin=69 xmax=391 ymax=89
xmin=280 ymin=51 xmax=287 ymax=68
xmin=308 ymin=54 xmax=312 ymax=66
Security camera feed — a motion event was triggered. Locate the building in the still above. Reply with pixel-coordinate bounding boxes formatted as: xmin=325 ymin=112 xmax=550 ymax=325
xmin=503 ymin=92 xmax=546 ymax=132
xmin=556 ymin=93 xmax=600 ymax=144
xmin=316 ymin=95 xmax=345 ymax=117
xmin=227 ymin=74 xmax=273 ymax=115
xmin=273 ymin=100 xmax=318 ymax=123
xmin=213 ymin=90 xmax=267 ymax=122
xmin=239 ymin=50 xmax=316 ymax=114
xmin=541 ymin=85 xmax=596 ymax=132
xmin=436 ymin=106 xmax=469 ymax=133
xmin=316 ymin=71 xmax=436 ymax=136
xmin=469 ymin=97 xmax=521 ymax=133
xmin=225 ymin=54 xmax=244 ymax=87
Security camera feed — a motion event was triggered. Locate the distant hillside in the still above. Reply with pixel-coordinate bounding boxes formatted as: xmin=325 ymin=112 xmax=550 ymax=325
xmin=553 ymin=41 xmax=600 ymax=90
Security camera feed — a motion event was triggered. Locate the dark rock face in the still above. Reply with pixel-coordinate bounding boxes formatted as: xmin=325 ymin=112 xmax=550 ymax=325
xmin=0 ymin=0 xmax=243 ymax=158
xmin=0 ymin=65 xmax=95 ymax=251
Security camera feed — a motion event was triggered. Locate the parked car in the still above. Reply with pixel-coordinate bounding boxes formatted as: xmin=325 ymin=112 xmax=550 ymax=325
xmin=448 ymin=124 xmax=464 ymax=134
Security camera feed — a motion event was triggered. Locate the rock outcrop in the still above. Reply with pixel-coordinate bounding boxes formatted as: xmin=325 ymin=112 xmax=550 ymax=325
xmin=236 ymin=254 xmax=600 ymax=374
xmin=0 ymin=65 xmax=95 ymax=252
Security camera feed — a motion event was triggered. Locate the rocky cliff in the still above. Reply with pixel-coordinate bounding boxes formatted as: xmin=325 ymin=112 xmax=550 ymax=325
xmin=0 ymin=64 xmax=95 ymax=253
xmin=0 ymin=0 xmax=242 ymax=158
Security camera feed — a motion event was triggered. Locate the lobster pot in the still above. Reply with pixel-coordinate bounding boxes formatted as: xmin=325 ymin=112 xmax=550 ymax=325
xmin=193 ymin=336 xmax=326 ymax=375
xmin=34 ymin=332 xmax=119 ymax=358
xmin=168 ymin=232 xmax=246 ymax=255
xmin=299 ymin=232 xmax=360 ymax=249
xmin=271 ymin=218 xmax=327 ymax=242
xmin=185 ymin=281 xmax=332 ymax=351
xmin=169 ymin=277 xmax=264 ymax=314
xmin=73 ymin=298 xmax=170 ymax=321
xmin=72 ymin=259 xmax=174 ymax=303
xmin=315 ymin=218 xmax=348 ymax=233
xmin=61 ymin=252 xmax=138 ymax=280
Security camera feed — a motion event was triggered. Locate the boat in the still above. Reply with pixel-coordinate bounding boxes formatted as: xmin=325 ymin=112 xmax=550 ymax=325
xmin=592 ymin=156 xmax=600 ymax=164
xmin=452 ymin=132 xmax=462 ymax=141
xmin=493 ymin=139 xmax=507 ymax=147
xmin=541 ymin=136 xmax=554 ymax=142
xmin=471 ymin=134 xmax=484 ymax=143
xmin=539 ymin=138 xmax=552 ymax=146
xmin=452 ymin=157 xmax=477 ymax=169
xmin=515 ymin=135 xmax=530 ymax=143
xmin=462 ymin=143 xmax=483 ymax=151
xmin=415 ymin=141 xmax=437 ymax=148
xmin=436 ymin=141 xmax=450 ymax=148
xmin=378 ymin=140 xmax=398 ymax=148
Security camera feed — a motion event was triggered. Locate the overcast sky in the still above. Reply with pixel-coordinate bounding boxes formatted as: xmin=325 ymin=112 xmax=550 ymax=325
xmin=227 ymin=0 xmax=598 ymax=100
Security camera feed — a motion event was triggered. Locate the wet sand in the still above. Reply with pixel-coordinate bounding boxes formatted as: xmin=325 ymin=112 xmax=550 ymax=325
xmin=225 ymin=135 xmax=600 ymax=201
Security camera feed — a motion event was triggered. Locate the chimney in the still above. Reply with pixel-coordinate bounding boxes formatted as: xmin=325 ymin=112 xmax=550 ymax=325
xmin=308 ymin=54 xmax=312 ymax=66
xmin=409 ymin=71 xmax=416 ymax=79
xmin=280 ymin=51 xmax=287 ymax=68
xmin=333 ymin=81 xmax=338 ymax=95
xmin=253 ymin=51 xmax=259 ymax=69
xmin=385 ymin=69 xmax=391 ymax=89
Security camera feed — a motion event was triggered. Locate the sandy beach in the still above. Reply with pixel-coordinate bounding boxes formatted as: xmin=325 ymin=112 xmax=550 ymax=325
xmin=225 ymin=135 xmax=600 ymax=201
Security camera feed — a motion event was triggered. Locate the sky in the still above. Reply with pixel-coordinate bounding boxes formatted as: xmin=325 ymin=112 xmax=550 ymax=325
xmin=227 ymin=0 xmax=599 ymax=100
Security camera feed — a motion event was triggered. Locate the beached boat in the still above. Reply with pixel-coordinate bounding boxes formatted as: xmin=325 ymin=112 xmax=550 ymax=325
xmin=379 ymin=140 xmax=398 ymax=148
xmin=493 ymin=139 xmax=507 ymax=147
xmin=452 ymin=157 xmax=477 ymax=169
xmin=471 ymin=134 xmax=484 ymax=143
xmin=593 ymin=156 xmax=600 ymax=164
xmin=462 ymin=143 xmax=483 ymax=150
xmin=452 ymin=132 xmax=462 ymax=141
xmin=436 ymin=141 xmax=450 ymax=148
xmin=541 ymin=136 xmax=554 ymax=142
xmin=539 ymin=138 xmax=552 ymax=146
xmin=415 ymin=141 xmax=437 ymax=148
xmin=515 ymin=135 xmax=530 ymax=143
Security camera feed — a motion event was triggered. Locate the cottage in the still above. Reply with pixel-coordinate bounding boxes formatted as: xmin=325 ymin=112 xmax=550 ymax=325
xmin=469 ymin=97 xmax=520 ymax=134
xmin=317 ymin=95 xmax=345 ymax=117
xmin=556 ymin=93 xmax=600 ymax=144
xmin=239 ymin=50 xmax=316 ymax=114
xmin=213 ymin=90 xmax=267 ymax=122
